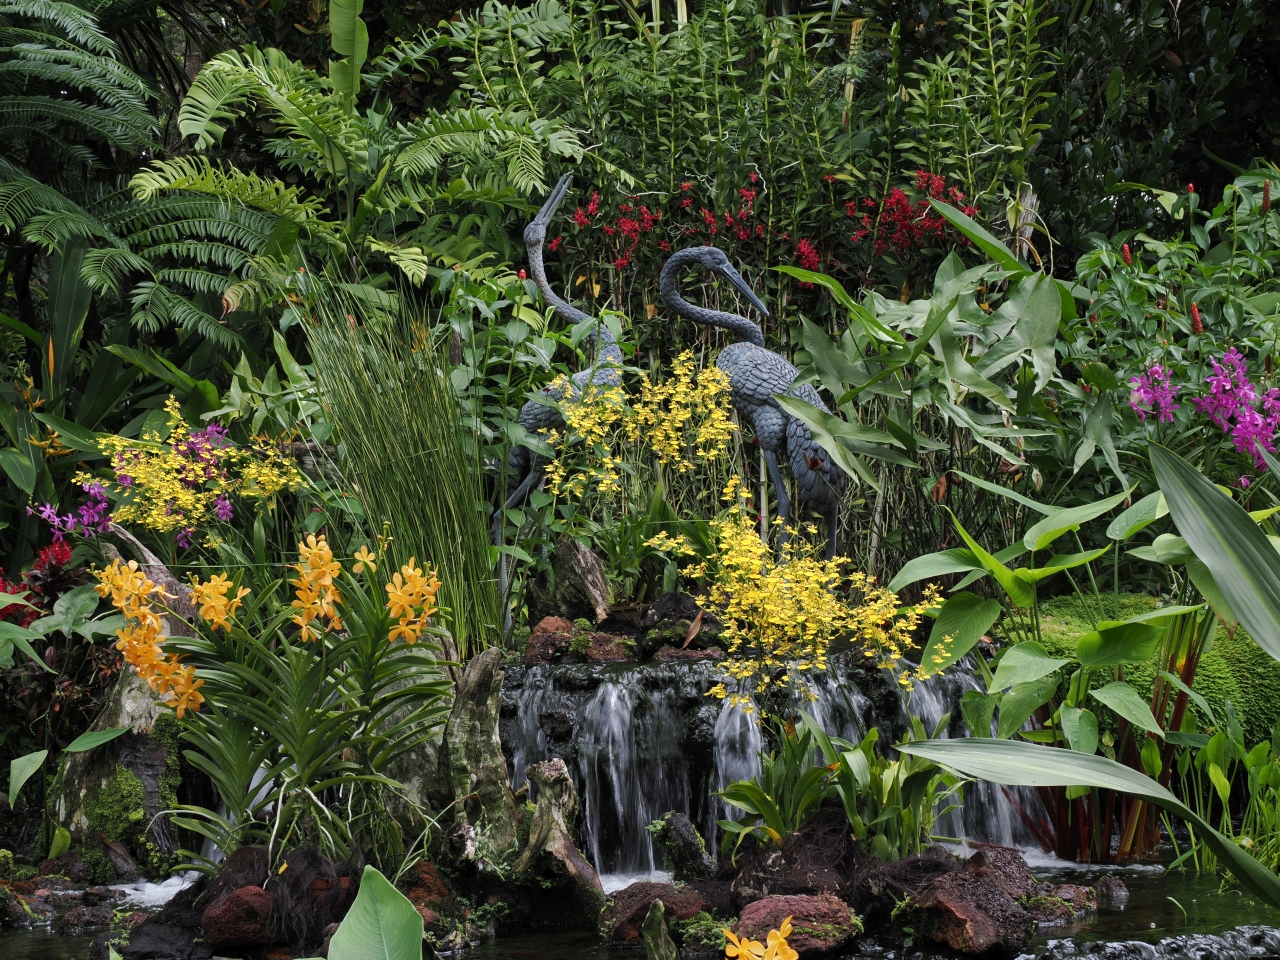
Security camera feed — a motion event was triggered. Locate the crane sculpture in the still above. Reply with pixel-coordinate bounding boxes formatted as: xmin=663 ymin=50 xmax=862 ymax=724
xmin=493 ymin=173 xmax=623 ymax=539
xmin=659 ymin=245 xmax=845 ymax=557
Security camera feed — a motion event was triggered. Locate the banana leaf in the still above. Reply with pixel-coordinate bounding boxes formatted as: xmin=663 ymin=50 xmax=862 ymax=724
xmin=898 ymin=738 xmax=1280 ymax=908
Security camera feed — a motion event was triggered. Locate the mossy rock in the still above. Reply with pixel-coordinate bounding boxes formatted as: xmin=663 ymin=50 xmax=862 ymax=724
xmin=1035 ymin=593 xmax=1280 ymax=743
xmin=678 ymin=911 xmax=730 ymax=955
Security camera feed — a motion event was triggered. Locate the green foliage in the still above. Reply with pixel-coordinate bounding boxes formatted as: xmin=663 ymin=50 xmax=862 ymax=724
xmin=305 ymin=283 xmax=501 ymax=653
xmin=327 ymin=865 xmax=425 ymax=960
xmin=677 ymin=912 xmax=728 ymax=954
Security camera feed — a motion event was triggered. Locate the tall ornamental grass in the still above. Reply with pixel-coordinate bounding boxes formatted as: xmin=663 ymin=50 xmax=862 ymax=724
xmin=307 ymin=286 xmax=500 ymax=656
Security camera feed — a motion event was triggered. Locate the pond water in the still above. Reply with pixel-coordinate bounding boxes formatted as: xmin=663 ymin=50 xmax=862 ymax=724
xmin=4 ymin=866 xmax=1278 ymax=960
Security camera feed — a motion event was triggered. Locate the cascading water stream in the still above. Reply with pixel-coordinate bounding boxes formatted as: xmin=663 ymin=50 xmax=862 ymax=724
xmin=502 ymin=655 xmax=1048 ymax=885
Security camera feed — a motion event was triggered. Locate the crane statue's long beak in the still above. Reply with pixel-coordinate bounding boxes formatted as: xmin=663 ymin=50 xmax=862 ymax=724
xmin=533 ymin=173 xmax=574 ymax=226
xmin=718 ymin=262 xmax=770 ymax=317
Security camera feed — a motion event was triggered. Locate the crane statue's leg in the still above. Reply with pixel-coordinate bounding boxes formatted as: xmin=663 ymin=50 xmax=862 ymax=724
xmin=762 ymin=450 xmax=792 ymax=552
xmin=824 ymin=500 xmax=840 ymax=560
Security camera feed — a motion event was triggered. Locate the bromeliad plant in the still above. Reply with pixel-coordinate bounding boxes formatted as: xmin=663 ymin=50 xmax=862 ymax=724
xmin=94 ymin=533 xmax=453 ymax=871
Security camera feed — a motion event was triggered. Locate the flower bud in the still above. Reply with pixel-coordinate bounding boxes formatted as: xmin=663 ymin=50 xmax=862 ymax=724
xmin=1264 ymin=180 xmax=1272 ymax=215
xmin=1187 ymin=183 xmax=1195 ymax=194
xmin=1191 ymin=302 xmax=1203 ymax=335
xmin=1122 ymin=243 xmax=1132 ymax=266
xmin=519 ymin=269 xmax=527 ymax=280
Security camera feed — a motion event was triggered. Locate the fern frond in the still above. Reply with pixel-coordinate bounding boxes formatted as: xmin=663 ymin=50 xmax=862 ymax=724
xmin=129 ymin=281 xmax=243 ymax=349
xmin=129 ymin=157 xmax=335 ymax=235
xmin=178 ymin=48 xmax=263 ymax=148
xmin=81 ymin=245 xmax=154 ymax=296
xmin=0 ymin=0 xmax=114 ymax=55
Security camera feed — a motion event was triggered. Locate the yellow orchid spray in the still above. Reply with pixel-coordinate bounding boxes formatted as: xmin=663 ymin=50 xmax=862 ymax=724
xmin=724 ymin=917 xmax=799 ymax=960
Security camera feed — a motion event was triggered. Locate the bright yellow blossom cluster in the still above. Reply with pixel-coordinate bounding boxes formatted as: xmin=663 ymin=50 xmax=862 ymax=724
xmin=80 ymin=397 xmax=301 ymax=545
xmin=642 ymin=531 xmax=696 ymax=556
xmin=724 ymin=917 xmax=798 ymax=960
xmin=384 ymin=558 xmax=441 ymax=644
xmin=625 ymin=352 xmax=735 ymax=472
xmin=94 ymin=559 xmax=205 ymax=718
xmin=698 ymin=480 xmax=937 ymax=707
xmin=290 ymin=534 xmax=344 ymax=641
xmin=543 ymin=379 xmax=627 ymax=499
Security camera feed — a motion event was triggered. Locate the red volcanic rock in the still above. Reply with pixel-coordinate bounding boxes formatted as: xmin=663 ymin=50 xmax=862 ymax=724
xmin=736 ymin=894 xmax=859 ymax=957
xmin=603 ymin=881 xmax=710 ymax=943
xmin=200 ymin=884 xmax=273 ymax=950
xmin=524 ymin=617 xmax=575 ymax=664
xmin=907 ymin=870 xmax=1033 ymax=955
xmin=654 ymin=646 xmax=723 ymax=662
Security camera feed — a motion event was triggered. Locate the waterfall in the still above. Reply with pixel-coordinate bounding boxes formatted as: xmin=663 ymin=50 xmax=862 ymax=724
xmin=502 ymin=654 xmax=1050 ymax=884
xmin=903 ymin=658 xmax=1047 ymax=849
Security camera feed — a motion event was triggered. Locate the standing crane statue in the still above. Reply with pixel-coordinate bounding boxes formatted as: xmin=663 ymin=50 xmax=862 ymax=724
xmin=659 ymin=245 xmax=845 ymax=557
xmin=493 ymin=173 xmax=623 ymax=555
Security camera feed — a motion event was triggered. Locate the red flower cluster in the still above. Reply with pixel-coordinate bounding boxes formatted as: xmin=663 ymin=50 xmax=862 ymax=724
xmin=847 ymin=170 xmax=976 ymax=258
xmin=1 ymin=542 xmax=71 ymax=629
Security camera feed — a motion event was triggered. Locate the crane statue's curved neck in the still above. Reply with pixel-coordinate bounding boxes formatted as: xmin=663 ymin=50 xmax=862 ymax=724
xmin=527 ymin=238 xmax=622 ymax=366
xmin=659 ymin=248 xmax=765 ymax=347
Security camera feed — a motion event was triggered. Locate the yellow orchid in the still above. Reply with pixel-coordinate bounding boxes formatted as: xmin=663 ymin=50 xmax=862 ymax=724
xmin=353 ymin=545 xmax=378 ymax=574
xmin=723 ymin=929 xmax=766 ymax=960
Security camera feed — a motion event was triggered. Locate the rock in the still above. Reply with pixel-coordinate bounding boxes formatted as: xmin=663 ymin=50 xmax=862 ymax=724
xmin=654 ymin=645 xmax=722 ymax=661
xmin=965 ymin=845 xmax=1035 ymax=900
xmin=200 ymin=884 xmax=273 ymax=950
xmin=119 ymin=921 xmax=213 ymax=960
xmin=525 ymin=618 xmax=576 ymax=664
xmin=84 ymin=885 xmax=122 ymax=906
xmin=1095 ymin=875 xmax=1128 ymax=904
xmin=38 ymin=850 xmax=95 ymax=881
xmin=906 ymin=868 xmax=1034 ymax=955
xmin=688 ymin=880 xmax=736 ymax=918
xmin=515 ymin=759 xmax=603 ymax=926
xmin=736 ymin=894 xmax=860 ymax=957
xmin=642 ymin=899 xmax=680 ymax=960
xmin=603 ymin=881 xmax=710 ymax=943
xmin=650 ymin=812 xmax=714 ymax=881
xmin=731 ymin=808 xmax=857 ymax=905
xmin=401 ymin=860 xmax=454 ymax=934
xmin=1025 ymin=882 xmax=1097 ymax=924
xmin=847 ymin=847 xmax=957 ymax=926
xmin=318 ymin=921 xmax=341 ymax=958
xmin=550 ymin=538 xmax=611 ymax=623
xmin=90 ymin=932 xmax=123 ymax=960
xmin=437 ymin=648 xmax=520 ymax=858
xmin=58 ymin=903 xmax=116 ymax=931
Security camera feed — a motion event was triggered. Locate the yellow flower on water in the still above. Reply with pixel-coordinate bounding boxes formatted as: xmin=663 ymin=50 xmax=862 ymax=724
xmin=353 ymin=545 xmax=377 ymax=574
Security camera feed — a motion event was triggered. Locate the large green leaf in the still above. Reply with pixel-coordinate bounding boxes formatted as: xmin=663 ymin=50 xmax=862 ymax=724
xmin=1022 ymin=487 xmax=1133 ymax=551
xmin=999 ymin=674 xmax=1058 ymax=739
xmin=919 ymin=592 xmax=1002 ymax=678
xmin=1090 ymin=681 xmax=1163 ymax=738
xmin=928 ymin=200 xmax=1024 ymax=274
xmin=1013 ymin=546 xmax=1111 ymax=583
xmin=888 ymin=549 xmax=981 ymax=593
xmin=329 ymin=0 xmax=369 ymax=101
xmin=896 ymin=738 xmax=1280 ymax=908
xmin=1059 ymin=706 xmax=1099 ymax=754
xmin=0 ymin=447 xmax=36 ymax=494
xmin=774 ymin=268 xmax=902 ymax=343
xmin=64 ymin=726 xmax=132 ymax=753
xmin=1107 ymin=491 xmax=1167 ymax=540
xmin=9 ymin=749 xmax=47 ymax=807
xmin=990 ymin=642 xmax=1069 ymax=694
xmin=327 ymin=865 xmax=423 ymax=960
xmin=1075 ymin=621 xmax=1163 ymax=666
xmin=1150 ymin=443 xmax=1280 ymax=660
xmin=948 ymin=510 xmax=1036 ymax=606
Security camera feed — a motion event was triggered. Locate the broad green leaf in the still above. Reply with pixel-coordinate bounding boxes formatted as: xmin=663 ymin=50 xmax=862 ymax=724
xmin=48 ymin=825 xmax=71 ymax=860
xmin=29 ymin=413 xmax=107 ymax=455
xmin=1141 ymin=737 xmax=1163 ymax=779
xmin=1013 ymin=546 xmax=1111 ymax=583
xmin=773 ymin=395 xmax=883 ymax=491
xmin=0 ymin=447 xmax=36 ymax=494
xmin=327 ymin=866 xmax=423 ymax=960
xmin=1208 ymin=763 xmax=1231 ymax=805
xmin=1090 ymin=682 xmax=1163 ymax=738
xmin=990 ymin=642 xmax=1069 ymax=694
xmin=961 ymin=689 xmax=997 ymax=737
xmin=1151 ymin=443 xmax=1280 ymax=661
xmin=896 ymin=738 xmax=1280 ymax=908
xmin=949 ymin=470 xmax=1057 ymax=515
xmin=0 ymin=622 xmax=51 ymax=670
xmin=9 ymin=749 xmax=47 ymax=807
xmin=999 ymin=675 xmax=1058 ymax=739
xmin=918 ymin=592 xmax=1002 ymax=678
xmin=928 ymin=200 xmax=1025 ymax=273
xmin=1186 ymin=558 xmax=1236 ymax=632
xmin=938 ymin=326 xmax=1012 ymax=411
xmin=1022 ymin=487 xmax=1133 ymax=551
xmin=774 ymin=267 xmax=903 ymax=342
xmin=948 ymin=509 xmax=1036 ymax=607
xmin=888 ymin=549 xmax=980 ymax=593
xmin=1106 ymin=491 xmax=1167 ymax=540
xmin=1060 ymin=706 xmax=1099 ymax=754
xmin=65 ymin=726 xmax=132 ymax=753
xmin=1075 ymin=620 xmax=1163 ymax=666
xmin=1152 ymin=533 xmax=1192 ymax=565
